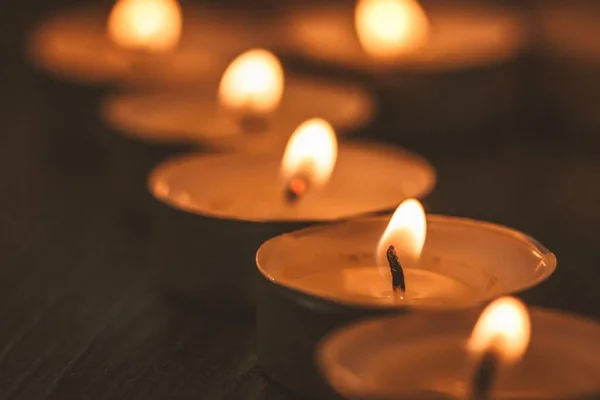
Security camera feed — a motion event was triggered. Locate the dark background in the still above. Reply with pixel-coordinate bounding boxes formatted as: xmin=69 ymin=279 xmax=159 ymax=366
xmin=1 ymin=0 xmax=600 ymax=399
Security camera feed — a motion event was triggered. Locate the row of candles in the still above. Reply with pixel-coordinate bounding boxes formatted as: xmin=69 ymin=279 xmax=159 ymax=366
xmin=30 ymin=0 xmax=527 ymax=85
xmin=30 ymin=0 xmax=600 ymax=87
xmin=27 ymin=0 xmax=600 ymax=398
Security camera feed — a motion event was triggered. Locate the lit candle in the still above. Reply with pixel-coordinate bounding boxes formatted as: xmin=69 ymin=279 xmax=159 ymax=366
xmin=102 ymin=52 xmax=374 ymax=150
xmin=28 ymin=1 xmax=277 ymax=86
xmin=467 ymin=297 xmax=531 ymax=400
xmin=255 ymin=208 xmax=555 ymax=398
xmin=149 ymin=120 xmax=435 ymax=309
xmin=258 ymin=200 xmax=555 ymax=307
xmin=319 ymin=297 xmax=600 ymax=400
xmin=279 ymin=0 xmax=527 ymax=73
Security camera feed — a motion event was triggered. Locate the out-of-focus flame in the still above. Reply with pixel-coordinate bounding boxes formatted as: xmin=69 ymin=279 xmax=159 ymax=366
xmin=468 ymin=297 xmax=531 ymax=364
xmin=355 ymin=0 xmax=429 ymax=59
xmin=218 ymin=49 xmax=285 ymax=115
xmin=107 ymin=0 xmax=182 ymax=52
xmin=376 ymin=199 xmax=426 ymax=269
xmin=281 ymin=118 xmax=338 ymax=188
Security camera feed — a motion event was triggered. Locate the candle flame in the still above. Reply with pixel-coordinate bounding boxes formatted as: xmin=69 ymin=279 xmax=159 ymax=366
xmin=107 ymin=0 xmax=182 ymax=52
xmin=468 ymin=297 xmax=531 ymax=364
xmin=355 ymin=0 xmax=429 ymax=59
xmin=376 ymin=199 xmax=426 ymax=269
xmin=281 ymin=118 xmax=338 ymax=189
xmin=218 ymin=49 xmax=285 ymax=115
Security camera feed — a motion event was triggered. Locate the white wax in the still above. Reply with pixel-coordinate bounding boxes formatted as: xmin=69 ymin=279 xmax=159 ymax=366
xmin=292 ymin=266 xmax=475 ymax=306
xmin=28 ymin=4 xmax=277 ymax=86
xmin=102 ymin=76 xmax=375 ymax=149
xmin=277 ymin=1 xmax=526 ymax=72
xmin=150 ymin=142 xmax=435 ymax=222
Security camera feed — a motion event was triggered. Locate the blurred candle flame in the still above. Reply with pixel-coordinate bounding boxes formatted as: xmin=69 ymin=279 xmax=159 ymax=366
xmin=468 ymin=297 xmax=531 ymax=364
xmin=219 ymin=49 xmax=285 ymax=115
xmin=355 ymin=0 xmax=429 ymax=59
xmin=281 ymin=118 xmax=338 ymax=189
xmin=107 ymin=0 xmax=182 ymax=52
xmin=376 ymin=199 xmax=426 ymax=269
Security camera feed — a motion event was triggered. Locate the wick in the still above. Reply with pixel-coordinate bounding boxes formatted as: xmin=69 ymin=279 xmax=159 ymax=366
xmin=127 ymin=49 xmax=156 ymax=75
xmin=386 ymin=245 xmax=406 ymax=292
xmin=471 ymin=349 xmax=500 ymax=400
xmin=238 ymin=114 xmax=269 ymax=134
xmin=284 ymin=176 xmax=309 ymax=204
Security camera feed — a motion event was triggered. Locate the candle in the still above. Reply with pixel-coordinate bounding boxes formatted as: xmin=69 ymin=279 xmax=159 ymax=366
xmin=102 ymin=53 xmax=375 ymax=150
xmin=255 ymin=205 xmax=555 ymax=398
xmin=148 ymin=121 xmax=435 ymax=310
xmin=319 ymin=297 xmax=600 ymax=400
xmin=277 ymin=0 xmax=527 ymax=73
xmin=28 ymin=1 xmax=277 ymax=86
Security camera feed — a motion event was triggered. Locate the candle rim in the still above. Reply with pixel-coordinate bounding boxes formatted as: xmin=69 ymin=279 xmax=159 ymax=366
xmin=256 ymin=213 xmax=556 ymax=310
xmin=317 ymin=307 xmax=600 ymax=400
xmin=148 ymin=141 xmax=436 ymax=223
xmin=101 ymin=74 xmax=376 ymax=146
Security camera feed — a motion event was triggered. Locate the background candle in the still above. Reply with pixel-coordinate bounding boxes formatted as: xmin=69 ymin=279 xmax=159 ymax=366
xmin=276 ymin=0 xmax=527 ymax=73
xmin=102 ymin=75 xmax=375 ymax=150
xmin=28 ymin=2 xmax=278 ymax=87
xmin=274 ymin=0 xmax=528 ymax=152
xmin=148 ymin=141 xmax=434 ymax=311
xmin=318 ymin=303 xmax=600 ymax=400
xmin=255 ymin=214 xmax=555 ymax=399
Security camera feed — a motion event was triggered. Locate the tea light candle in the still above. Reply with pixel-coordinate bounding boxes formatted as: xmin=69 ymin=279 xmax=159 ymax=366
xmin=255 ymin=205 xmax=555 ymax=398
xmin=319 ymin=297 xmax=600 ymax=400
xmin=149 ymin=120 xmax=435 ymax=310
xmin=277 ymin=0 xmax=527 ymax=73
xmin=102 ymin=52 xmax=375 ymax=150
xmin=28 ymin=1 xmax=276 ymax=87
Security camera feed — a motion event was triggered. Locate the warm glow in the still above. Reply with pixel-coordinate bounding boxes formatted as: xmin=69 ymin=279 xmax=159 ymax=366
xmin=355 ymin=0 xmax=429 ymax=59
xmin=468 ymin=297 xmax=531 ymax=364
xmin=218 ymin=49 xmax=285 ymax=115
xmin=107 ymin=0 xmax=182 ymax=52
xmin=376 ymin=199 xmax=426 ymax=268
xmin=281 ymin=118 xmax=338 ymax=188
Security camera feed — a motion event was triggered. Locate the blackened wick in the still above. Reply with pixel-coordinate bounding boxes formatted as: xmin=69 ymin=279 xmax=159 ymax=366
xmin=284 ymin=176 xmax=309 ymax=204
xmin=386 ymin=245 xmax=406 ymax=292
xmin=471 ymin=349 xmax=499 ymax=400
